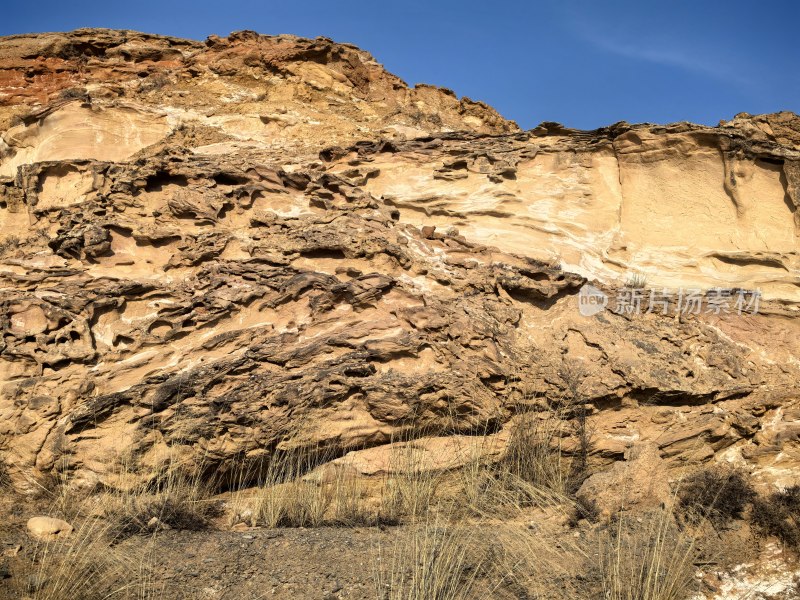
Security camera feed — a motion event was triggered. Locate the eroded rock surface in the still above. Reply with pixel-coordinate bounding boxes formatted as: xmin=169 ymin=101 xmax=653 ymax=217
xmin=1 ymin=28 xmax=799 ymax=492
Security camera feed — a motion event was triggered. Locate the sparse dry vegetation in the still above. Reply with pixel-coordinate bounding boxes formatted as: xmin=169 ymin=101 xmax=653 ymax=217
xmin=751 ymin=485 xmax=800 ymax=549
xmin=5 ymin=519 xmax=159 ymax=600
xmin=244 ymin=449 xmax=367 ymax=528
xmin=379 ymin=439 xmax=444 ymax=522
xmin=102 ymin=455 xmax=222 ymax=538
xmin=58 ymin=87 xmax=88 ymax=101
xmin=1 ymin=425 xmax=755 ymax=599
xmin=625 ymin=272 xmax=648 ymax=289
xmin=678 ymin=466 xmax=755 ymax=528
xmin=503 ymin=410 xmax=572 ymax=495
xmin=0 ymin=235 xmax=20 ymax=256
xmin=600 ymin=509 xmax=700 ymax=600
xmin=138 ymin=73 xmax=171 ymax=93
xmin=0 ymin=453 xmax=10 ymax=489
xmin=486 ymin=525 xmax=591 ymax=599
xmin=373 ymin=516 xmax=482 ymax=600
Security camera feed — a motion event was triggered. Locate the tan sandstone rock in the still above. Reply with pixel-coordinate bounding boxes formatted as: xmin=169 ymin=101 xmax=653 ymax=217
xmin=0 ymin=28 xmax=798 ymax=496
xmin=26 ymin=516 xmax=74 ymax=541
xmin=576 ymin=445 xmax=672 ymax=518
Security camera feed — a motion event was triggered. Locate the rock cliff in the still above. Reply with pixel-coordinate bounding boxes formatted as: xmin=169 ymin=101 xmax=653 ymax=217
xmin=1 ymin=28 xmax=799 ymax=492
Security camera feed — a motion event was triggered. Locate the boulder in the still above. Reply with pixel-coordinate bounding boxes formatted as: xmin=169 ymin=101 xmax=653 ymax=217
xmin=26 ymin=517 xmax=74 ymax=541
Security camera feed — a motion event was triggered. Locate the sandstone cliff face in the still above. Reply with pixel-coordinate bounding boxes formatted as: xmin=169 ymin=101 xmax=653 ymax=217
xmin=1 ymin=28 xmax=799 ymax=491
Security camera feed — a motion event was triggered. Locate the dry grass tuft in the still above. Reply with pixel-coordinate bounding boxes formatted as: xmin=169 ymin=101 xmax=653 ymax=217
xmin=600 ymin=508 xmax=700 ymax=600
xmin=329 ymin=468 xmax=374 ymax=526
xmin=373 ymin=515 xmax=482 ymax=600
xmin=449 ymin=409 xmax=577 ymax=521
xmin=0 ymin=453 xmax=11 ymax=489
xmin=101 ymin=454 xmax=222 ymax=538
xmin=5 ymin=519 xmax=159 ymax=600
xmin=501 ymin=410 xmax=573 ymax=497
xmin=486 ymin=525 xmax=590 ymax=599
xmin=242 ymin=449 xmax=377 ymax=528
xmin=250 ymin=451 xmax=333 ymax=528
xmin=378 ymin=440 xmax=443 ymax=523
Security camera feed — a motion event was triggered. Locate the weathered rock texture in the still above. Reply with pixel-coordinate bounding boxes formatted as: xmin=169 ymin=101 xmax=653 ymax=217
xmin=1 ymin=28 xmax=800 ymax=491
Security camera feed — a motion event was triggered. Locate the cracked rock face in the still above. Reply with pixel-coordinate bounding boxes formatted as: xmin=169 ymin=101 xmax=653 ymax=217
xmin=1 ymin=28 xmax=800 ymax=491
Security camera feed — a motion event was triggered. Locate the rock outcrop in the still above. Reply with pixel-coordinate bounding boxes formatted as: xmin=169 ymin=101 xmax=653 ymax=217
xmin=1 ymin=28 xmax=799 ymax=492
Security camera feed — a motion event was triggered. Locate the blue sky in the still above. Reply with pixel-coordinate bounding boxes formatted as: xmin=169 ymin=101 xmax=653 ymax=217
xmin=3 ymin=0 xmax=798 ymax=129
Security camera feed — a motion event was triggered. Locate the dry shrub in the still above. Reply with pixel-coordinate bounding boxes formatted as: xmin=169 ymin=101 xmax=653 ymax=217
xmin=373 ymin=515 xmax=482 ymax=600
xmin=751 ymin=485 xmax=800 ymax=548
xmin=678 ymin=466 xmax=755 ymax=528
xmin=600 ymin=508 xmax=700 ymax=600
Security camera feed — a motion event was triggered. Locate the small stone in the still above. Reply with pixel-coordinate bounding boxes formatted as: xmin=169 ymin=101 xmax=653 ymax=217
xmin=26 ymin=516 xmax=73 ymax=541
xmin=421 ymin=225 xmax=436 ymax=238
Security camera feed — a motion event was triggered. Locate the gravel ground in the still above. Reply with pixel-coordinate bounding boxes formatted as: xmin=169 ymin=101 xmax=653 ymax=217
xmin=147 ymin=526 xmax=385 ymax=600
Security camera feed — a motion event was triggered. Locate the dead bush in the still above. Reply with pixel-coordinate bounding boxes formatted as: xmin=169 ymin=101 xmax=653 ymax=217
xmin=678 ymin=466 xmax=755 ymax=528
xmin=751 ymin=485 xmax=800 ymax=548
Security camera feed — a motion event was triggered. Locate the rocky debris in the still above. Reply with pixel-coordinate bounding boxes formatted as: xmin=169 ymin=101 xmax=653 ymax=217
xmin=25 ymin=516 xmax=73 ymax=541
xmin=0 ymin=29 xmax=798 ymax=499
